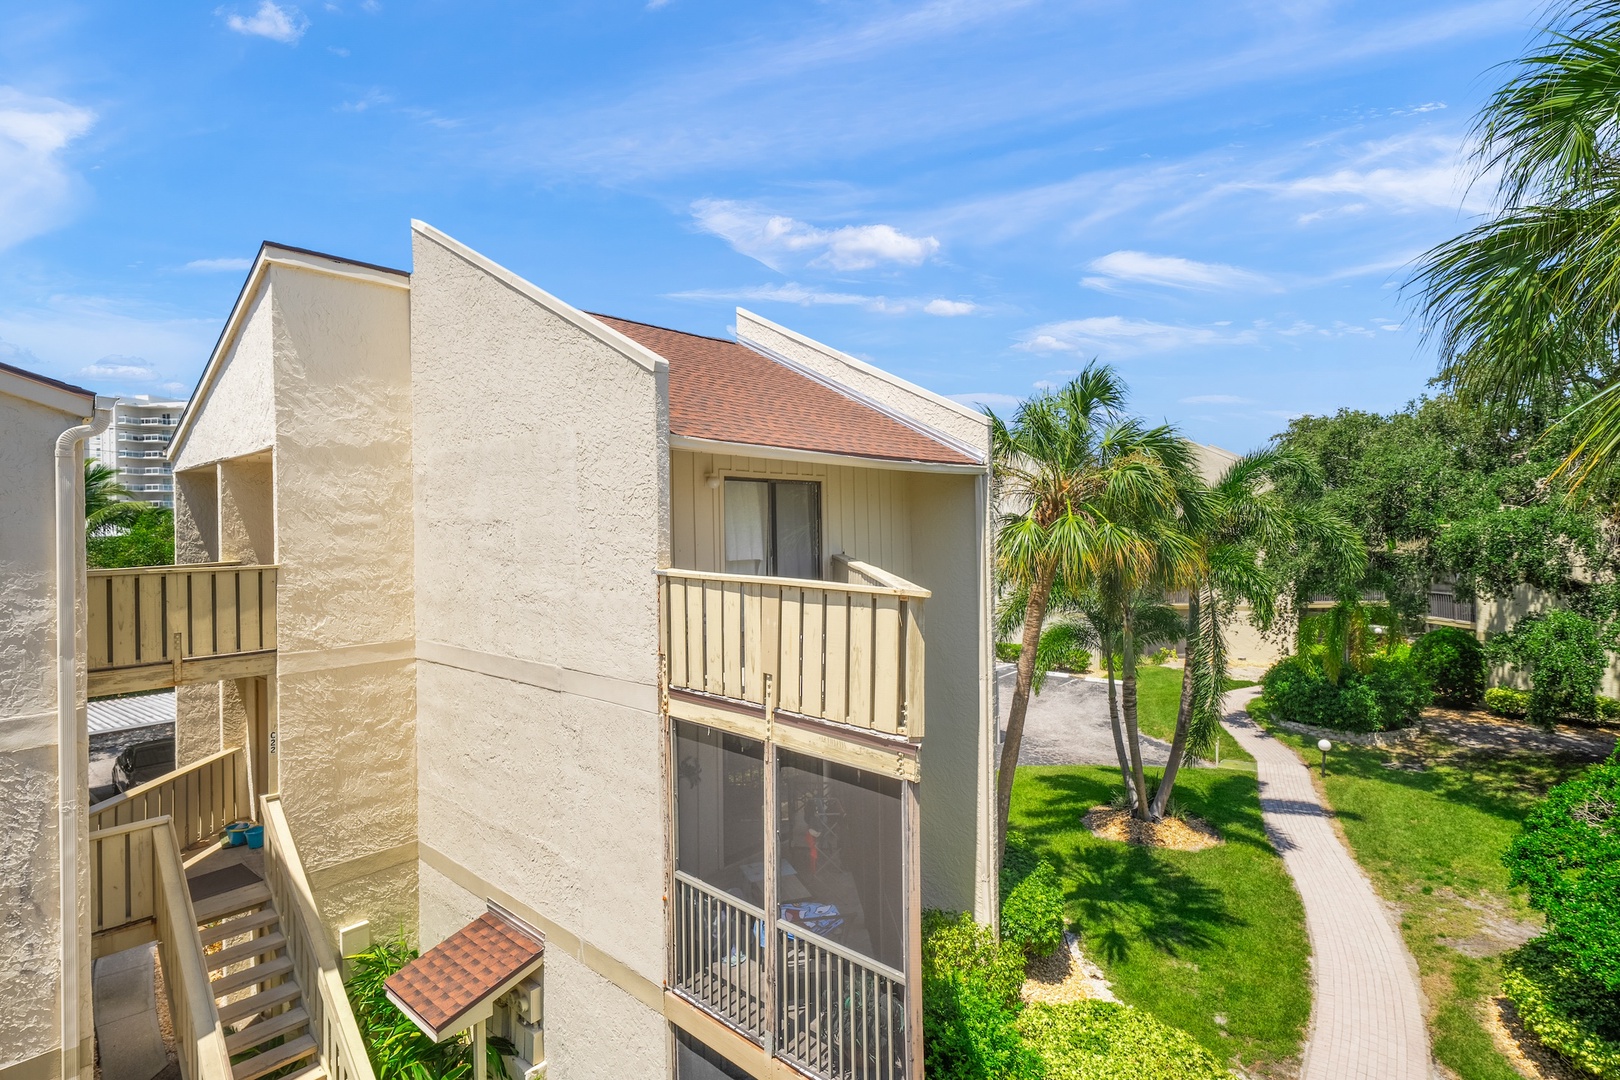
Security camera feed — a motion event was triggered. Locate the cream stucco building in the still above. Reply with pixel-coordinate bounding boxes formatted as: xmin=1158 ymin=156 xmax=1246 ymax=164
xmin=6 ymin=222 xmax=993 ymax=1080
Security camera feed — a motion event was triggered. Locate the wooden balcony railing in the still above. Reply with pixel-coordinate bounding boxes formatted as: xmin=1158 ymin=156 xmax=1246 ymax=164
xmin=658 ymin=558 xmax=928 ymax=739
xmin=87 ymin=563 xmax=277 ymax=696
xmin=261 ymin=795 xmax=377 ymax=1080
xmin=89 ymin=816 xmax=235 ymax=1079
xmin=89 ymin=745 xmax=250 ymax=850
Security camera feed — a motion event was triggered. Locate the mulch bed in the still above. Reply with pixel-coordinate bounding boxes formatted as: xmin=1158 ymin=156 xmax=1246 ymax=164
xmin=1082 ymin=805 xmax=1223 ymax=851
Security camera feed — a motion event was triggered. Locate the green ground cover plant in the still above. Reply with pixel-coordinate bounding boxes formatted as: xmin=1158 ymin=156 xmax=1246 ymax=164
xmin=1016 ymin=1001 xmax=1230 ymax=1080
xmin=1265 ymin=726 xmax=1593 ymax=1080
xmin=1009 ymin=764 xmax=1309 ymax=1075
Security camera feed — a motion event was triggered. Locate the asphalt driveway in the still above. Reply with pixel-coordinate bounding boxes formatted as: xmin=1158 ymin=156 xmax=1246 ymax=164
xmin=995 ymin=662 xmax=1171 ymax=767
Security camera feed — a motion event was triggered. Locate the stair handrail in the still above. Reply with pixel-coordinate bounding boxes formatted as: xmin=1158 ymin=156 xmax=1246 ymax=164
xmin=89 ymin=745 xmax=251 ymax=848
xmin=149 ymin=815 xmax=236 ymax=1080
xmin=259 ymin=794 xmax=377 ymax=1080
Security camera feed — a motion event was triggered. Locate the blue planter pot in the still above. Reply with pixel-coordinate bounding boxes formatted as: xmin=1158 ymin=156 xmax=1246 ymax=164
xmin=245 ymin=825 xmax=265 ymax=850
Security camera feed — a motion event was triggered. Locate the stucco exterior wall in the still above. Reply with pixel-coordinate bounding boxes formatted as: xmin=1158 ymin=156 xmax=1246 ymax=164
xmin=0 ymin=384 xmax=92 ymax=1077
xmin=173 ymin=286 xmax=275 ymax=472
xmin=263 ymin=262 xmax=417 ymax=938
xmin=409 ymin=224 xmax=668 ymax=1057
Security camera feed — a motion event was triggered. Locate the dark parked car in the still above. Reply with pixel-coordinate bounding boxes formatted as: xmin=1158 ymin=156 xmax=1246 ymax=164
xmin=112 ymin=738 xmax=175 ymax=793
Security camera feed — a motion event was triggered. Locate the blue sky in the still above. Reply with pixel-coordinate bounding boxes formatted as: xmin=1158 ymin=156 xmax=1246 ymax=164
xmin=0 ymin=1 xmax=1545 ymax=452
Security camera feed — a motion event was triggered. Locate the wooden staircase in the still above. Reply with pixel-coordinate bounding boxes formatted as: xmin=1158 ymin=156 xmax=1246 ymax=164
xmin=195 ymin=877 xmax=323 ymax=1080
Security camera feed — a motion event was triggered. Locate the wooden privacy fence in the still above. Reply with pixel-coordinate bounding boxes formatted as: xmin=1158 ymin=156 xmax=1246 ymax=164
xmin=87 ymin=563 xmax=277 ymax=695
xmin=658 ymin=561 xmax=927 ymax=739
xmin=89 ymin=745 xmax=250 ymax=851
xmin=261 ymin=795 xmax=377 ymax=1080
xmin=89 ymin=816 xmax=235 ymax=1080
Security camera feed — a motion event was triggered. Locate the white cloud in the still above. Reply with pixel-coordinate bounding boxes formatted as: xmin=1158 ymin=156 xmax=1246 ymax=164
xmin=691 ymin=200 xmax=939 ymax=271
xmin=924 ymin=298 xmax=977 ymax=316
xmin=340 ymin=88 xmax=392 ymax=112
xmin=1018 ymin=316 xmax=1258 ymax=359
xmin=0 ymin=88 xmax=95 ymax=253
xmin=0 ymin=296 xmax=215 ymax=392
xmin=1083 ymin=250 xmax=1273 ymax=292
xmin=668 ymin=282 xmax=903 ymax=312
xmin=1180 ymin=394 xmax=1253 ymax=405
xmin=183 ymin=257 xmax=252 ymax=272
xmin=81 ymin=358 xmax=155 ymax=381
xmin=1259 ymin=132 xmax=1488 ymax=215
xmin=223 ymin=1 xmax=309 ymax=43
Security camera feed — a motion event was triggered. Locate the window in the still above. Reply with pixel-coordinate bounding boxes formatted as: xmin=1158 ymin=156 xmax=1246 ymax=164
xmin=723 ymin=479 xmax=821 ymax=579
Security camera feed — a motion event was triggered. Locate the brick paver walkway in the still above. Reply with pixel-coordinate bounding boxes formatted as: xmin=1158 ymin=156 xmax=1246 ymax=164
xmin=1222 ymin=690 xmax=1431 ymax=1080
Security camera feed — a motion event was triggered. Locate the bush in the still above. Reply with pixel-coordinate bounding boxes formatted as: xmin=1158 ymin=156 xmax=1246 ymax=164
xmin=1600 ymin=696 xmax=1620 ymax=724
xmin=997 ymin=642 xmax=1023 ymax=663
xmin=1259 ymin=653 xmax=1428 ymax=732
xmin=1484 ymin=686 xmax=1529 ymax=718
xmin=1016 ymin=1001 xmax=1231 ymax=1080
xmin=1000 ymin=835 xmax=1066 ymax=958
xmin=1488 ymin=609 xmax=1606 ymax=727
xmin=1502 ymin=752 xmax=1620 ymax=995
xmin=922 ymin=911 xmax=1040 ymax=1080
xmin=1410 ymin=627 xmax=1487 ymax=707
xmin=1502 ymin=940 xmax=1620 ymax=1078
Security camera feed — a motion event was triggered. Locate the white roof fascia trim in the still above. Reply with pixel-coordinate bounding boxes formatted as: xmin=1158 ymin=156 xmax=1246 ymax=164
xmin=0 ymin=368 xmax=95 ymax=418
xmin=411 ymin=220 xmax=667 ymax=377
xmin=737 ymin=306 xmax=991 ymax=427
xmin=670 ymin=434 xmax=986 ymax=475
xmin=735 ymin=335 xmax=987 ymax=465
xmin=168 ymin=245 xmax=410 ymax=462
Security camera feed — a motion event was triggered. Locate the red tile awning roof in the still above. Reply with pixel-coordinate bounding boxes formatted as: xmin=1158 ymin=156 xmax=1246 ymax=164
xmin=384 ymin=910 xmax=544 ymax=1040
xmin=594 ymin=315 xmax=978 ymax=466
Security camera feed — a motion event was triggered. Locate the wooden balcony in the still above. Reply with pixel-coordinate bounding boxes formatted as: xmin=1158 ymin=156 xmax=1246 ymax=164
xmin=658 ymin=556 xmax=927 ymax=740
xmin=88 ymin=563 xmax=277 ymax=697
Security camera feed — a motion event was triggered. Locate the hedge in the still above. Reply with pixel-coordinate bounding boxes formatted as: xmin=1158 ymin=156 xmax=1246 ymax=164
xmin=1016 ymin=1001 xmax=1231 ymax=1080
xmin=1410 ymin=626 xmax=1486 ymax=707
xmin=1000 ymin=834 xmax=1067 ymax=958
xmin=922 ymin=911 xmax=1040 ymax=1080
xmin=1259 ymin=653 xmax=1429 ymax=732
xmin=1502 ymin=941 xmax=1620 ymax=1078
xmin=1486 ymin=686 xmax=1620 ymax=724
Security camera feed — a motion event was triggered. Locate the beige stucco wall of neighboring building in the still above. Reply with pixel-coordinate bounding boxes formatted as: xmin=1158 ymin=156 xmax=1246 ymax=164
xmin=169 ymin=252 xmax=418 ymax=944
xmin=0 ymin=378 xmax=93 ymax=1079
xmin=409 ymin=222 xmax=668 ymax=1068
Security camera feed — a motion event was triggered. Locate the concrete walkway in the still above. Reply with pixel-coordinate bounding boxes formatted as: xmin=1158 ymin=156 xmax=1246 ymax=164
xmin=1221 ymin=689 xmax=1431 ymax=1080
xmin=92 ymin=944 xmax=168 ymax=1080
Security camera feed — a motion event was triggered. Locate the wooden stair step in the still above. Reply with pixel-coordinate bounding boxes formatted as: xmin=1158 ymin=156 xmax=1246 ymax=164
xmin=211 ymin=955 xmax=294 ymax=998
xmin=231 ymin=1033 xmax=316 ymax=1080
xmin=217 ymin=981 xmax=301 ymax=1026
xmin=194 ymin=882 xmax=272 ymax=925
xmin=226 ymin=1006 xmax=309 ymax=1055
xmin=209 ymin=932 xmax=285 ymax=971
xmin=200 ymin=908 xmax=280 ymax=947
xmin=265 ymin=1065 xmax=324 ymax=1080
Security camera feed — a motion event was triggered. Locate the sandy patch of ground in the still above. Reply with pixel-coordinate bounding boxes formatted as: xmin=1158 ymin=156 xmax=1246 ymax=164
xmin=1082 ymin=805 xmax=1223 ymax=851
xmin=1021 ymin=933 xmax=1117 ymax=1005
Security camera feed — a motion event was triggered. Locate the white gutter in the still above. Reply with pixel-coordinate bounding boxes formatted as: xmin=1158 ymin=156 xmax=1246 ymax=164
xmin=56 ymin=399 xmax=112 ymax=1080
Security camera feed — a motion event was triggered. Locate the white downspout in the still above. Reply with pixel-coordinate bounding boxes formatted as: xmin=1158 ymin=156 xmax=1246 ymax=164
xmin=56 ymin=399 xmax=112 ymax=1080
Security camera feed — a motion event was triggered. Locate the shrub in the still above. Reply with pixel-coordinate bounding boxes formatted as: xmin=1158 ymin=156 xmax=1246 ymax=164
xmin=1484 ymin=686 xmax=1529 ymax=718
xmin=922 ymin=910 xmax=1040 ymax=1080
xmin=997 ymin=642 xmax=1023 ymax=663
xmin=1502 ymin=752 xmax=1620 ymax=995
xmin=1600 ymin=696 xmax=1620 ymax=724
xmin=1409 ymin=627 xmax=1487 ymax=707
xmin=1502 ymin=940 xmax=1620 ymax=1078
xmin=1488 ymin=609 xmax=1606 ymax=727
xmin=1000 ymin=835 xmax=1066 ymax=958
xmin=1016 ymin=1001 xmax=1231 ymax=1080
xmin=1259 ymin=654 xmax=1427 ymax=732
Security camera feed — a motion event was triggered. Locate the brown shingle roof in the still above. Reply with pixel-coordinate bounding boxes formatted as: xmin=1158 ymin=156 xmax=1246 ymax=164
xmin=593 ymin=315 xmax=978 ymax=466
xmin=384 ymin=910 xmax=544 ymax=1039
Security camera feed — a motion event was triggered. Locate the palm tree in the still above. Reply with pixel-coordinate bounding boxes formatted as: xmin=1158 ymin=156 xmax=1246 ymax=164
xmin=991 ymin=369 xmax=1203 ymax=849
xmin=1416 ymin=1 xmax=1620 ymax=490
xmin=85 ymin=461 xmax=148 ymax=531
xmin=996 ymin=579 xmax=1182 ymax=810
xmin=1147 ymin=449 xmax=1365 ymax=820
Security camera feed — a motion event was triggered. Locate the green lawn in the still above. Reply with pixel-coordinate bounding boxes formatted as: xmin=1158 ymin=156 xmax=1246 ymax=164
xmin=1266 ymin=727 xmax=1592 ymax=1080
xmin=1010 ymin=764 xmax=1310 ymax=1077
xmin=1127 ymin=664 xmax=1256 ymax=764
